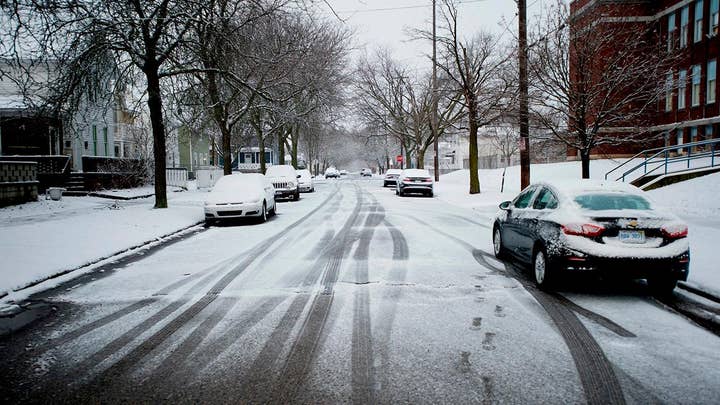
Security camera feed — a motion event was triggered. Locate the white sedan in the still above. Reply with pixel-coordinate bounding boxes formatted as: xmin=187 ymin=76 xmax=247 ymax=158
xmin=204 ymin=173 xmax=277 ymax=225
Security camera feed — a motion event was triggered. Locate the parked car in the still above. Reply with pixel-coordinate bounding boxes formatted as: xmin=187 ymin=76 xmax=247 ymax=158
xmin=395 ymin=169 xmax=434 ymax=197
xmin=361 ymin=168 xmax=373 ymax=177
xmin=297 ymin=169 xmax=315 ymax=192
xmin=492 ymin=179 xmax=690 ymax=295
xmin=265 ymin=165 xmax=300 ymax=201
xmin=204 ymin=173 xmax=276 ymax=225
xmin=339 ymin=169 xmax=348 ymax=176
xmin=383 ymin=169 xmax=402 ymax=187
xmin=325 ymin=167 xmax=340 ymax=178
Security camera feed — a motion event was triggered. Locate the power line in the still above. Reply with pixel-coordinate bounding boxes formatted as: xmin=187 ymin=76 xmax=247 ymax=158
xmin=334 ymin=0 xmax=489 ymax=15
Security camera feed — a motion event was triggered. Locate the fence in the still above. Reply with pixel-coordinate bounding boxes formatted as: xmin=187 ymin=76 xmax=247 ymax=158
xmin=166 ymin=168 xmax=188 ymax=188
xmin=196 ymin=167 xmax=224 ymax=188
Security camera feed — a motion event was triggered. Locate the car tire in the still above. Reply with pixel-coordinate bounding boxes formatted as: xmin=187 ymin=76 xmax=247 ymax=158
xmin=428 ymin=191 xmax=434 ymax=197
xmin=204 ymin=219 xmax=215 ymax=228
xmin=259 ymin=202 xmax=267 ymax=223
xmin=648 ymin=277 xmax=678 ymax=297
xmin=383 ymin=182 xmax=388 ymax=187
xmin=269 ymin=202 xmax=277 ymax=216
xmin=533 ymin=247 xmax=555 ymax=290
xmin=293 ymin=190 xmax=300 ymax=201
xmin=493 ymin=226 xmax=506 ymax=259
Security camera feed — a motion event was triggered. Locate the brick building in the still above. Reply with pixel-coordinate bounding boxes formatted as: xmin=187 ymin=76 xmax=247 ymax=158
xmin=570 ymin=0 xmax=720 ymax=157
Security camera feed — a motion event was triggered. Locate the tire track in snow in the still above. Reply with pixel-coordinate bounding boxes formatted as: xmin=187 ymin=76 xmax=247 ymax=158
xmin=350 ymin=190 xmax=384 ymax=404
xmin=267 ymin=183 xmax=364 ymax=403
xmin=405 ymin=214 xmax=628 ymax=405
xmin=66 ymin=184 xmax=340 ymax=398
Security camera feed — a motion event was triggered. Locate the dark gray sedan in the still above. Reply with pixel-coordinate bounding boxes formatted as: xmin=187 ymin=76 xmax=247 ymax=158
xmin=492 ymin=180 xmax=690 ymax=295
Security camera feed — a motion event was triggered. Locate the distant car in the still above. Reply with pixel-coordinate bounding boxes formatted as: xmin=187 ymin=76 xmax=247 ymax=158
xmin=339 ymin=169 xmax=348 ymax=176
xmin=204 ymin=173 xmax=276 ymax=225
xmin=297 ymin=169 xmax=315 ymax=192
xmin=325 ymin=167 xmax=340 ymax=178
xmin=396 ymin=169 xmax=434 ymax=197
xmin=361 ymin=168 xmax=372 ymax=177
xmin=265 ymin=165 xmax=300 ymax=201
xmin=492 ymin=179 xmax=690 ymax=295
xmin=383 ymin=169 xmax=402 ymax=187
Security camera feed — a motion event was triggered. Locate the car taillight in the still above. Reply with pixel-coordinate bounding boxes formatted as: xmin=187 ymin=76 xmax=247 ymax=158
xmin=561 ymin=223 xmax=605 ymax=238
xmin=662 ymin=223 xmax=688 ymax=239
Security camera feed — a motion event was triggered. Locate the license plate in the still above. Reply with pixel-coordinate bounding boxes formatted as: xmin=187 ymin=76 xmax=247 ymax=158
xmin=275 ymin=191 xmax=283 ymax=196
xmin=618 ymin=230 xmax=645 ymax=244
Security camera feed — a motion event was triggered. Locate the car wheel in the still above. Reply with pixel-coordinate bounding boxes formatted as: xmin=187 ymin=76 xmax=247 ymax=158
xmin=648 ymin=277 xmax=677 ymax=297
xmin=269 ymin=201 xmax=277 ymax=216
xmin=293 ymin=190 xmax=300 ymax=201
xmin=395 ymin=188 xmax=399 ymax=195
xmin=533 ymin=247 xmax=555 ymax=290
xmin=259 ymin=202 xmax=267 ymax=223
xmin=383 ymin=182 xmax=388 ymax=187
xmin=428 ymin=191 xmax=434 ymax=197
xmin=204 ymin=219 xmax=215 ymax=228
xmin=493 ymin=226 xmax=506 ymax=259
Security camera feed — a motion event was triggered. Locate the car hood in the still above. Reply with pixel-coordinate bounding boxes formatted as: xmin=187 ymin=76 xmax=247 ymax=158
xmin=206 ymin=190 xmax=263 ymax=204
xmin=266 ymin=175 xmax=295 ymax=182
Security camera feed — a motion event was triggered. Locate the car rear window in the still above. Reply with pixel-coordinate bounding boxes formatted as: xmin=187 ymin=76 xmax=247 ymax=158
xmin=573 ymin=193 xmax=652 ymax=210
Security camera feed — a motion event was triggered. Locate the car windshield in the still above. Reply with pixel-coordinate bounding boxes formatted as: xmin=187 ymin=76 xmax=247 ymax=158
xmin=573 ymin=193 xmax=652 ymax=211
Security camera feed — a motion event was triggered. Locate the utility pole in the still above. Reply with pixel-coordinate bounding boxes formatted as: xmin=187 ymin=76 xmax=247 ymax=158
xmin=432 ymin=0 xmax=440 ymax=181
xmin=518 ymin=0 xmax=531 ymax=190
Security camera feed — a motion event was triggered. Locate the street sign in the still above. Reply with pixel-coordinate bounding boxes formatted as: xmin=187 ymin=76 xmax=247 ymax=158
xmin=396 ymin=155 xmax=403 ymax=163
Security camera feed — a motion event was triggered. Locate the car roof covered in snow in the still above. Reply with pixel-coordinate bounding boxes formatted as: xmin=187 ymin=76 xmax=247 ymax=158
xmin=533 ymin=179 xmax=645 ymax=197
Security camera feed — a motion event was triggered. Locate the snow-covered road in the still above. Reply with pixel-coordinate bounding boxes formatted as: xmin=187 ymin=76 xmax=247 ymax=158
xmin=2 ymin=178 xmax=719 ymax=403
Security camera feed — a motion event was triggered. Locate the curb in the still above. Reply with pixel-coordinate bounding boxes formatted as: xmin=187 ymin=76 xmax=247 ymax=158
xmin=5 ymin=221 xmax=205 ymax=298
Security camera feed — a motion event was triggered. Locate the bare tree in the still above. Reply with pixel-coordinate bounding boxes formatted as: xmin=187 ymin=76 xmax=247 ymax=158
xmin=434 ymin=0 xmax=514 ymax=194
xmin=529 ymin=0 xmax=671 ymax=178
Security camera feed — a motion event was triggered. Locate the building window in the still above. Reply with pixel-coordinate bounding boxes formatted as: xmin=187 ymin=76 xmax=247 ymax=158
xmin=712 ymin=0 xmax=719 ymax=35
xmin=708 ymin=59 xmax=717 ymax=103
xmin=692 ymin=64 xmax=702 ymax=106
xmin=695 ymin=1 xmax=704 ymax=42
xmin=678 ymin=69 xmax=687 ymax=109
xmin=103 ymin=127 xmax=108 ymax=156
xmin=707 ymin=124 xmax=715 ymax=139
xmin=677 ymin=129 xmax=684 ymax=146
xmin=665 ymin=71 xmax=674 ymax=111
xmin=668 ymin=13 xmax=677 ymax=50
xmin=690 ymin=127 xmax=698 ymax=143
xmin=92 ymin=125 xmax=98 ymax=155
xmin=681 ymin=6 xmax=690 ymax=47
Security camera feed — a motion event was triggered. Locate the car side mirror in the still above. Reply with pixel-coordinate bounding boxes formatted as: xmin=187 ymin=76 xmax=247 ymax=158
xmin=499 ymin=201 xmax=511 ymax=210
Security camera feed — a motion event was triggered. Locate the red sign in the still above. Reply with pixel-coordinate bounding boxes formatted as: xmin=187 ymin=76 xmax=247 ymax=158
xmin=396 ymin=155 xmax=403 ymax=163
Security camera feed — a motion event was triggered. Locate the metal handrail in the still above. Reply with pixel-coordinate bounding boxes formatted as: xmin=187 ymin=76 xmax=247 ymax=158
xmin=605 ymin=138 xmax=720 ymax=182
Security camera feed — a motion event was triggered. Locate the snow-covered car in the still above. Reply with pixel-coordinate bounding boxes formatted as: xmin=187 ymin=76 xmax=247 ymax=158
xmin=204 ymin=173 xmax=276 ymax=225
xmin=396 ymin=169 xmax=434 ymax=197
xmin=383 ymin=169 xmax=402 ymax=187
xmin=297 ymin=169 xmax=315 ymax=192
xmin=492 ymin=179 xmax=690 ymax=295
xmin=265 ymin=165 xmax=300 ymax=201
xmin=339 ymin=169 xmax=348 ymax=176
xmin=360 ymin=168 xmax=372 ymax=177
xmin=325 ymin=167 xmax=340 ymax=178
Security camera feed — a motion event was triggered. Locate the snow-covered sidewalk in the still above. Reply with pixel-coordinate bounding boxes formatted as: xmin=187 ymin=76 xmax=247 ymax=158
xmin=0 ymin=188 xmax=207 ymax=298
xmin=434 ymin=160 xmax=720 ymax=298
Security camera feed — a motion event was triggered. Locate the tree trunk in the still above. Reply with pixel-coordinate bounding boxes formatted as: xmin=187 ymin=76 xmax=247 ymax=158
xmin=581 ymin=149 xmax=591 ymax=179
xmin=222 ymin=126 xmax=232 ymax=175
xmin=145 ymin=65 xmax=168 ymax=208
xmin=468 ymin=102 xmax=480 ymax=194
xmin=291 ymin=126 xmax=299 ymax=168
xmin=259 ymin=135 xmax=266 ymax=174
xmin=416 ymin=149 xmax=424 ymax=169
xmin=277 ymin=131 xmax=285 ymax=165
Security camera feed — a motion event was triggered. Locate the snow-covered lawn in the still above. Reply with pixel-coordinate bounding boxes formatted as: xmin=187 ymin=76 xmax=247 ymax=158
xmin=434 ymin=160 xmax=720 ymax=296
xmin=0 ymin=189 xmax=206 ymax=297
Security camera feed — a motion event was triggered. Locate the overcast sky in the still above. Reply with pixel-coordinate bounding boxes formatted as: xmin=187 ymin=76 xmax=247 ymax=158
xmin=318 ymin=0 xmax=548 ymax=71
